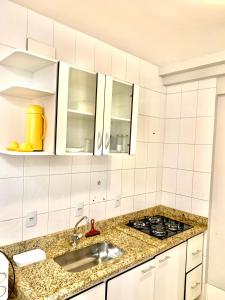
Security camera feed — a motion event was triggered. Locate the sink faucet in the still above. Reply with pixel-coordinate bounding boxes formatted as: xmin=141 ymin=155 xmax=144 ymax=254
xmin=72 ymin=216 xmax=89 ymax=247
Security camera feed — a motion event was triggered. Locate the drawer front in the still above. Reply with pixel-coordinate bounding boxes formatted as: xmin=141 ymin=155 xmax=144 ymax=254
xmin=186 ymin=233 xmax=203 ymax=272
xmin=185 ymin=265 xmax=202 ymax=300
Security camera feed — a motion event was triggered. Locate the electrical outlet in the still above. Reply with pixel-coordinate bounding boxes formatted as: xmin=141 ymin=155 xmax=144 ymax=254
xmin=75 ymin=203 xmax=84 ymax=217
xmin=114 ymin=198 xmax=121 ymax=208
xmin=26 ymin=211 xmax=37 ymax=228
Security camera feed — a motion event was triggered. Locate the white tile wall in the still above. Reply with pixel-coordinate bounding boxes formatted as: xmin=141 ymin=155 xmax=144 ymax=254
xmin=0 ymin=0 xmax=216 ymax=246
xmin=162 ymin=79 xmax=216 ymax=217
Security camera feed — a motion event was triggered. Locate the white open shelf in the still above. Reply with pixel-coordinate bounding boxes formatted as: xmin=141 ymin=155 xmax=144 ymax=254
xmin=0 ymin=49 xmax=57 ymax=72
xmin=111 ymin=116 xmax=131 ymax=122
xmin=67 ymin=108 xmax=94 ymax=118
xmin=0 ymin=149 xmax=53 ymax=156
xmin=0 ymin=85 xmax=55 ymax=99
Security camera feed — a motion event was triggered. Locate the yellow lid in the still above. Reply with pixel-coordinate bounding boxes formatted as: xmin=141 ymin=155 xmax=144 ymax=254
xmin=27 ymin=105 xmax=43 ymax=114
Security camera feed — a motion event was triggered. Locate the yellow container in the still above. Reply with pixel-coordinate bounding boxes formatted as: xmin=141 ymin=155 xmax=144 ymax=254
xmin=26 ymin=105 xmax=46 ymax=151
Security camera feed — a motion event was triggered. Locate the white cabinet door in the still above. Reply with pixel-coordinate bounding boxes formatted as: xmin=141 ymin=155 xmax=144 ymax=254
xmin=56 ymin=62 xmax=105 ymax=155
xmin=70 ymin=283 xmax=105 ymax=300
xmin=107 ymin=259 xmax=155 ymax=300
xmin=103 ymin=77 xmax=139 ymax=155
xmin=154 ymin=242 xmax=186 ymax=300
xmin=186 ymin=233 xmax=203 ymax=272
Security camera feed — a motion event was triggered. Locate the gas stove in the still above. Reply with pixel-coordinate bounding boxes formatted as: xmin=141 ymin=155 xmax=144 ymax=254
xmin=127 ymin=215 xmax=192 ymax=240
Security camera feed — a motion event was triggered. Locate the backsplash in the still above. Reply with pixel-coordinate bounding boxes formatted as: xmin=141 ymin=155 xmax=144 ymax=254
xmin=0 ymin=0 xmax=165 ymax=245
xmin=162 ymin=79 xmax=216 ymax=218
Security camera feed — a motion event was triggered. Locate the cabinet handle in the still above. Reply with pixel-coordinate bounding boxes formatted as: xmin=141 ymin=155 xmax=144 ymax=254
xmin=105 ymin=132 xmax=110 ymax=150
xmin=159 ymin=255 xmax=170 ymax=263
xmin=141 ymin=265 xmax=155 ymax=274
xmin=191 ymin=282 xmax=201 ymax=289
xmin=192 ymin=249 xmax=202 ymax=256
xmin=97 ymin=132 xmax=102 ymax=150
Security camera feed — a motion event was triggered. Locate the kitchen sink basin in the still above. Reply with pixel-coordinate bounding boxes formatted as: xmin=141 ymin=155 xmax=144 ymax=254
xmin=54 ymin=242 xmax=124 ymax=273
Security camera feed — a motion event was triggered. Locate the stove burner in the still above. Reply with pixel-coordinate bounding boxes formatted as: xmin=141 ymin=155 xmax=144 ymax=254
xmin=127 ymin=215 xmax=192 ymax=240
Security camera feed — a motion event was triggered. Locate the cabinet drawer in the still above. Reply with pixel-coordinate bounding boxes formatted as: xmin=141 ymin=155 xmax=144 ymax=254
xmin=186 ymin=233 xmax=203 ymax=272
xmin=185 ymin=265 xmax=202 ymax=300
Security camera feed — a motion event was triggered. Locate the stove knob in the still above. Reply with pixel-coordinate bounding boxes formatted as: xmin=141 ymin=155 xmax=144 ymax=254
xmin=0 ymin=273 xmax=6 ymax=284
xmin=0 ymin=286 xmax=6 ymax=297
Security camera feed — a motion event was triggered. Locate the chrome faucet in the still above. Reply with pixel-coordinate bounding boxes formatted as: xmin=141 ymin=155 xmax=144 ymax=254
xmin=72 ymin=216 xmax=89 ymax=247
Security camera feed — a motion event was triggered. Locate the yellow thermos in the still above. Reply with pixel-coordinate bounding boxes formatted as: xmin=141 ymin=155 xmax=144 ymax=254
xmin=26 ymin=105 xmax=46 ymax=151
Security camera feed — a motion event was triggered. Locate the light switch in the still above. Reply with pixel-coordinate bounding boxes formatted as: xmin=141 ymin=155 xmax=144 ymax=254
xmin=26 ymin=211 xmax=37 ymax=228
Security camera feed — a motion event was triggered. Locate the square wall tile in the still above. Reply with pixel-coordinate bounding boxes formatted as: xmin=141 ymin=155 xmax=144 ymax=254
xmin=167 ymin=84 xmax=182 ymax=94
xmin=48 ymin=209 xmax=70 ymax=234
xmin=137 ymin=115 xmax=147 ymax=142
xmin=49 ymin=156 xmax=72 ymax=174
xmin=0 ymin=219 xmax=22 ymax=246
xmin=148 ymin=143 xmax=163 ymax=167
xmin=107 ymin=154 xmax=122 ymax=170
xmin=121 ymin=197 xmax=133 ymax=215
xmin=28 ymin=10 xmax=54 ymax=45
xmin=175 ymin=195 xmax=192 ymax=212
xmin=135 ymin=142 xmax=148 ymax=168
xmin=133 ymin=194 xmax=146 ymax=211
xmin=89 ymin=202 xmax=106 ymax=221
xmin=23 ymin=213 xmax=48 ymax=240
xmin=165 ymin=93 xmax=181 ymax=118
xmin=180 ymin=91 xmax=197 ymax=117
xmin=122 ymin=169 xmax=135 ymax=197
xmin=94 ymin=41 xmax=111 ymax=74
xmin=0 ymin=156 xmax=23 ymax=178
xmin=163 ymin=144 xmax=178 ymax=168
xmin=148 ymin=118 xmax=164 ymax=143
xmin=198 ymin=78 xmax=216 ymax=89
xmin=139 ymin=88 xmax=149 ymax=115
xmin=23 ymin=176 xmax=49 ymax=216
xmin=0 ymin=0 xmax=27 ymax=49
xmin=181 ymin=81 xmax=198 ymax=92
xmin=192 ymin=198 xmax=209 ymax=217
xmin=24 ymin=156 xmax=49 ymax=176
xmin=106 ymin=199 xmax=121 ymax=218
xmin=176 ymin=170 xmax=193 ymax=197
xmin=90 ymin=171 xmax=107 ymax=203
xmin=72 ymin=156 xmax=92 ymax=173
xmin=134 ymin=168 xmax=147 ymax=195
xmin=194 ymin=145 xmax=213 ymax=172
xmin=179 ymin=118 xmax=196 ymax=144
xmin=165 ymin=119 xmax=180 ymax=143
xmin=0 ymin=177 xmax=23 ymax=221
xmin=122 ymin=154 xmax=135 ymax=169
xmin=146 ymin=168 xmax=157 ymax=193
xmin=70 ymin=205 xmax=90 ymax=228
xmin=162 ymin=168 xmax=177 ymax=193
xmin=149 ymin=91 xmax=162 ymax=118
xmin=195 ymin=117 xmax=214 ymax=145
xmin=107 ymin=170 xmax=122 ymax=200
xmin=146 ymin=192 xmax=156 ymax=208
xmin=178 ymin=144 xmax=194 ymax=170
xmin=49 ymin=174 xmax=71 ymax=211
xmin=71 ymin=173 xmax=90 ymax=206
xmin=91 ymin=156 xmax=108 ymax=172
xmin=126 ymin=54 xmax=139 ymax=84
xmin=54 ymin=22 xmax=75 ymax=63
xmin=111 ymin=48 xmax=126 ymax=80
xmin=161 ymin=192 xmax=176 ymax=208
xmin=76 ymin=32 xmax=95 ymax=71
xmin=192 ymin=172 xmax=211 ymax=201
xmin=197 ymin=88 xmax=216 ymax=117
xmin=156 ymin=168 xmax=163 ymax=190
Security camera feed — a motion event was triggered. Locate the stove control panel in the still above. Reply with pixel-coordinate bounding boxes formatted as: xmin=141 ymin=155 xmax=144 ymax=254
xmin=0 ymin=253 xmax=8 ymax=300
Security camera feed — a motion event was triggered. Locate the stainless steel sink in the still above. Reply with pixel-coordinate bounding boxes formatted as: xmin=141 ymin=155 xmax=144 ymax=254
xmin=54 ymin=242 xmax=124 ymax=273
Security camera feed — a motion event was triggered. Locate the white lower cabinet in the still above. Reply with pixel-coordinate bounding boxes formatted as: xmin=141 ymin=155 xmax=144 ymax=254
xmin=154 ymin=242 xmax=186 ymax=300
xmin=107 ymin=259 xmax=156 ymax=300
xmin=185 ymin=265 xmax=202 ymax=300
xmin=69 ymin=283 xmax=105 ymax=300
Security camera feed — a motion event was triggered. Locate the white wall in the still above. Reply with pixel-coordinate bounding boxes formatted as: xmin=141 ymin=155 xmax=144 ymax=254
xmin=0 ymin=0 xmax=165 ymax=246
xmin=162 ymin=79 xmax=216 ymax=217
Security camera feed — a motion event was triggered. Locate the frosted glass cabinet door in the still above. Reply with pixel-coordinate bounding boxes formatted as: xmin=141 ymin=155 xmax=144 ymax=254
xmin=103 ymin=76 xmax=139 ymax=155
xmin=56 ymin=62 xmax=105 ymax=155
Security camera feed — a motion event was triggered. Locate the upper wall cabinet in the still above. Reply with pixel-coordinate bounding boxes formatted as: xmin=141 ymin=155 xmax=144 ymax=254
xmin=56 ymin=62 xmax=139 ymax=156
xmin=0 ymin=50 xmax=58 ymax=156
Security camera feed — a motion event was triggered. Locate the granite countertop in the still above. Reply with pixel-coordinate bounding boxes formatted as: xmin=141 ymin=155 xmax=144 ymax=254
xmin=2 ymin=205 xmax=208 ymax=300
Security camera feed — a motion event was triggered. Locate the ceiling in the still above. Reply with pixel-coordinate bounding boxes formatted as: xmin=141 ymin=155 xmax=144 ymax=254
xmin=12 ymin=0 xmax=225 ymax=66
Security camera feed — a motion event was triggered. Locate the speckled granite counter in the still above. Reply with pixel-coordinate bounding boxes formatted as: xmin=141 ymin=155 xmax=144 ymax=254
xmin=2 ymin=205 xmax=207 ymax=300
